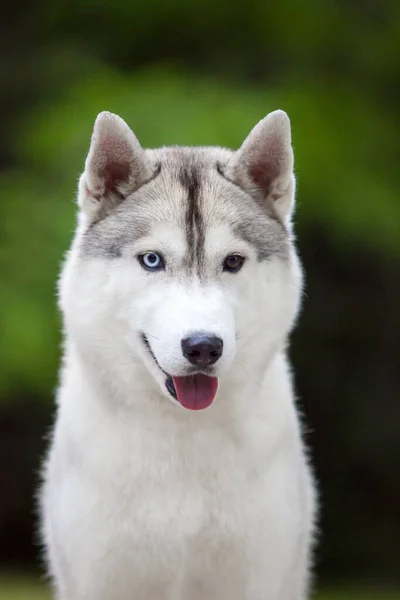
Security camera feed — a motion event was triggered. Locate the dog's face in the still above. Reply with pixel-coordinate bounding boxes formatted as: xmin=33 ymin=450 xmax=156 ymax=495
xmin=60 ymin=111 xmax=302 ymax=410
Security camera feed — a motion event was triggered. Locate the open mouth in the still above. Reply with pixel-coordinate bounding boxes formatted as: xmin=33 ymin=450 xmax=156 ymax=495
xmin=141 ymin=334 xmax=219 ymax=411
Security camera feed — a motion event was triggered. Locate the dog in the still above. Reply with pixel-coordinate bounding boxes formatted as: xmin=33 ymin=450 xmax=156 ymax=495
xmin=40 ymin=109 xmax=316 ymax=599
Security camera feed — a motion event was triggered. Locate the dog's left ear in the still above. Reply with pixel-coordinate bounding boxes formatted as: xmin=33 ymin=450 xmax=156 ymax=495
xmin=78 ymin=111 xmax=152 ymax=222
xmin=226 ymin=110 xmax=295 ymax=222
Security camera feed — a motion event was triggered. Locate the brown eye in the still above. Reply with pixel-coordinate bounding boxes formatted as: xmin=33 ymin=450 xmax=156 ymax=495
xmin=223 ymin=254 xmax=245 ymax=273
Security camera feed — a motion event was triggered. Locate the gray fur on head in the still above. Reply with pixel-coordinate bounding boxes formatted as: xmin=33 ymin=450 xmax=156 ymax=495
xmin=78 ymin=110 xmax=295 ymax=261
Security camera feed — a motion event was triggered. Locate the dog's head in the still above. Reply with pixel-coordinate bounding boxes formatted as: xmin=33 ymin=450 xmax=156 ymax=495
xmin=60 ymin=111 xmax=302 ymax=410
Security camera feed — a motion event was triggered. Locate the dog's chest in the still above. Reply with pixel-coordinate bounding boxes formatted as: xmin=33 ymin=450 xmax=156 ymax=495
xmin=65 ymin=430 xmax=284 ymax=598
xmin=87 ymin=414 xmax=267 ymax=527
xmin=49 ymin=395 xmax=303 ymax=599
xmin=61 ymin=410 xmax=270 ymax=544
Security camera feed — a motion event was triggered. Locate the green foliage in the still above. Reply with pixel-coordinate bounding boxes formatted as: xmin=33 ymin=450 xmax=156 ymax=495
xmin=1 ymin=577 xmax=399 ymax=600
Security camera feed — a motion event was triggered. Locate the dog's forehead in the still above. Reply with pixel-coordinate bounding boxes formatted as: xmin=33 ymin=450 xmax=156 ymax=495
xmin=148 ymin=147 xmax=288 ymax=261
xmin=81 ymin=146 xmax=288 ymax=261
xmin=144 ymin=146 xmax=241 ymax=221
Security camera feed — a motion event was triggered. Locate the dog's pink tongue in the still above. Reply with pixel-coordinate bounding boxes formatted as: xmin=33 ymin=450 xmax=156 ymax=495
xmin=173 ymin=375 xmax=218 ymax=411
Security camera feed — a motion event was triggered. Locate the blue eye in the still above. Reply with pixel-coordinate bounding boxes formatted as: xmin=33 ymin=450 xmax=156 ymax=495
xmin=139 ymin=252 xmax=164 ymax=271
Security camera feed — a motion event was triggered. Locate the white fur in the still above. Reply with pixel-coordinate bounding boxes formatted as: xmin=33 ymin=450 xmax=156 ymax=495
xmin=40 ymin=111 xmax=316 ymax=600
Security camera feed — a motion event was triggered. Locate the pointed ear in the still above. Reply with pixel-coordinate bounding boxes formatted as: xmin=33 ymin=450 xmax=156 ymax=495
xmin=226 ymin=110 xmax=295 ymax=222
xmin=78 ymin=112 xmax=152 ymax=220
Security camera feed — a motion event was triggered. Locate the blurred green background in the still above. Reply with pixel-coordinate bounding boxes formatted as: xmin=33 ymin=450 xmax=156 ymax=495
xmin=1 ymin=0 xmax=399 ymax=598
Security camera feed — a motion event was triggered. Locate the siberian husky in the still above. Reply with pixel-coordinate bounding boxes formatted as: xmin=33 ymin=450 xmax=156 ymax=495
xmin=40 ymin=109 xmax=316 ymax=599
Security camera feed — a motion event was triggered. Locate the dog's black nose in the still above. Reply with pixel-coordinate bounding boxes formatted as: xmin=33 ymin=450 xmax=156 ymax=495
xmin=181 ymin=334 xmax=223 ymax=367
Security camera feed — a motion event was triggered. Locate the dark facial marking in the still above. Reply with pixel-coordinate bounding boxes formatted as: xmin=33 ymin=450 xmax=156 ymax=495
xmin=81 ymin=163 xmax=161 ymax=259
xmin=216 ymin=162 xmax=288 ymax=261
xmin=81 ymin=214 xmax=150 ymax=259
xmin=234 ymin=220 xmax=288 ymax=261
xmin=216 ymin=161 xmax=283 ymax=227
xmin=143 ymin=162 xmax=162 ymax=186
xmin=105 ymin=243 xmax=123 ymax=259
xmin=179 ymin=165 xmax=204 ymax=274
xmin=216 ymin=161 xmax=240 ymax=190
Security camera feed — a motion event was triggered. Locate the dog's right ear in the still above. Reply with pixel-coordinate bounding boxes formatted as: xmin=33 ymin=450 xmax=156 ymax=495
xmin=78 ymin=112 xmax=152 ymax=221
